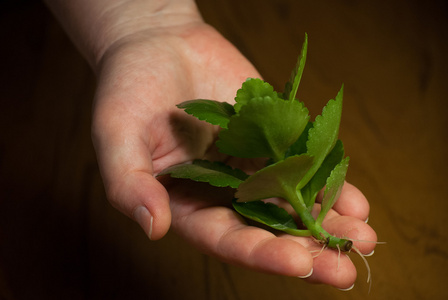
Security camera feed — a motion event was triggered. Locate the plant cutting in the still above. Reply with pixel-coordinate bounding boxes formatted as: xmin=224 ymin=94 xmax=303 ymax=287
xmin=159 ymin=34 xmax=375 ymax=280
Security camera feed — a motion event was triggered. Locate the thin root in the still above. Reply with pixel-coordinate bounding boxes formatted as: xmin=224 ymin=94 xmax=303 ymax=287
xmin=339 ymin=227 xmax=387 ymax=245
xmin=310 ymin=243 xmax=327 ymax=258
xmin=352 ymin=245 xmax=372 ymax=293
xmin=347 ymin=238 xmax=386 ymax=245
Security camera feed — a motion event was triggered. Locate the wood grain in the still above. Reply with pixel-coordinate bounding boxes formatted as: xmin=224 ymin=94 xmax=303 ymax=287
xmin=1 ymin=0 xmax=447 ymax=299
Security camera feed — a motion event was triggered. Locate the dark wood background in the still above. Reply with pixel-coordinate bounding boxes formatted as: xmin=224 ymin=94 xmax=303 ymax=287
xmin=1 ymin=0 xmax=447 ymax=299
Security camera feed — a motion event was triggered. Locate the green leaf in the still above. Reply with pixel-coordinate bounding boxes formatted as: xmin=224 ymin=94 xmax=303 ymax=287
xmin=299 ymin=85 xmax=344 ymax=187
xmin=283 ymin=33 xmax=308 ymax=101
xmin=234 ymin=78 xmax=278 ymax=113
xmin=316 ymin=157 xmax=350 ymax=225
xmin=301 ymin=140 xmax=345 ymax=208
xmin=158 ymin=159 xmax=248 ymax=188
xmin=233 ymin=200 xmax=298 ymax=231
xmin=177 ymin=99 xmax=235 ymax=129
xmin=217 ymin=97 xmax=310 ymax=161
xmin=235 ymin=154 xmax=314 ymax=203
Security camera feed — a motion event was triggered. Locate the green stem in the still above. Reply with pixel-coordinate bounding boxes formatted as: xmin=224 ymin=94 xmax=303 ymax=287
xmin=287 ymin=190 xmax=326 ymax=238
xmin=282 ymin=228 xmax=312 ymax=237
xmin=287 ymin=189 xmax=352 ymax=251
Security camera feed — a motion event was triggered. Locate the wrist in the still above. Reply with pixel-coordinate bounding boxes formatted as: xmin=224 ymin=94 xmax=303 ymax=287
xmin=45 ymin=0 xmax=202 ymax=70
xmin=92 ymin=0 xmax=203 ymax=70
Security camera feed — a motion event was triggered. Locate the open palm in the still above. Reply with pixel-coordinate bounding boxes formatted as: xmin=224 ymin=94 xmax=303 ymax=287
xmin=91 ymin=23 xmax=376 ymax=289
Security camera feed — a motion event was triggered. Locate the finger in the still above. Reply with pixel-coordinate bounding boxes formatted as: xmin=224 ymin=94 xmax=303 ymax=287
xmin=305 ymin=248 xmax=357 ymax=289
xmin=323 ymin=211 xmax=377 ymax=253
xmin=312 ymin=214 xmax=377 ymax=289
xmin=279 ymin=233 xmax=357 ymax=288
xmin=166 ymin=180 xmax=313 ymax=276
xmin=310 ymin=202 xmax=378 ymax=254
xmin=92 ymin=106 xmax=172 ymax=240
xmin=113 ymin=171 xmax=172 ymax=241
xmin=281 ymin=212 xmax=376 ymax=289
xmin=317 ymin=181 xmax=370 ymax=222
xmin=170 ymin=200 xmax=313 ymax=277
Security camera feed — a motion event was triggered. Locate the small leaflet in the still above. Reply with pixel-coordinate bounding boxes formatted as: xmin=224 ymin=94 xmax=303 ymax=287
xmin=233 ymin=78 xmax=278 ymax=113
xmin=299 ymin=85 xmax=344 ymax=187
xmin=217 ymin=96 xmax=309 ymax=161
xmin=158 ymin=159 xmax=248 ymax=188
xmin=233 ymin=200 xmax=298 ymax=231
xmin=283 ymin=33 xmax=308 ymax=101
xmin=316 ymin=157 xmax=350 ymax=225
xmin=235 ymin=154 xmax=314 ymax=203
xmin=301 ymin=139 xmax=345 ymax=208
xmin=177 ymin=99 xmax=235 ymax=129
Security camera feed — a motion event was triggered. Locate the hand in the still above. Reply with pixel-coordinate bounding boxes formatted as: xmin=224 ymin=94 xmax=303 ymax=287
xmin=91 ymin=20 xmax=377 ymax=289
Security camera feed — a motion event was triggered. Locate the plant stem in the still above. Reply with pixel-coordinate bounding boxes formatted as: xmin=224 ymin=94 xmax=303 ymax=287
xmin=282 ymin=228 xmax=312 ymax=237
xmin=287 ymin=190 xmax=329 ymax=240
xmin=287 ymin=189 xmax=352 ymax=251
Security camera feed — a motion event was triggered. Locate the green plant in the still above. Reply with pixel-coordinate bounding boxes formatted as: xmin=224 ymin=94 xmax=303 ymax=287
xmin=159 ymin=34 xmax=353 ymax=252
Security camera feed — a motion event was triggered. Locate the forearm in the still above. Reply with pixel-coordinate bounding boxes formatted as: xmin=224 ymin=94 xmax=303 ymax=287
xmin=44 ymin=0 xmax=201 ymax=70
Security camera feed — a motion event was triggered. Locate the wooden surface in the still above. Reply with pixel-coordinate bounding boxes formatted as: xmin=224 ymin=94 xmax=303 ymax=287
xmin=1 ymin=0 xmax=447 ymax=299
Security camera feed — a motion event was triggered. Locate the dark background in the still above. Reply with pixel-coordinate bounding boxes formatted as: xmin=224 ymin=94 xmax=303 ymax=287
xmin=1 ymin=0 xmax=447 ymax=299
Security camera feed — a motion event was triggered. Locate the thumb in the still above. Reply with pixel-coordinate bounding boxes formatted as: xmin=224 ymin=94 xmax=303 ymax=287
xmin=92 ymin=117 xmax=172 ymax=240
xmin=110 ymin=171 xmax=172 ymax=241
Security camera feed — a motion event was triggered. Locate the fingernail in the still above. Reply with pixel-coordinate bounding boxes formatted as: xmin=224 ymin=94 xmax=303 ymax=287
xmin=298 ymin=268 xmax=313 ymax=279
xmin=338 ymin=283 xmax=355 ymax=291
xmin=133 ymin=206 xmax=153 ymax=240
xmin=364 ymin=217 xmax=369 ymax=223
xmin=364 ymin=250 xmax=375 ymax=257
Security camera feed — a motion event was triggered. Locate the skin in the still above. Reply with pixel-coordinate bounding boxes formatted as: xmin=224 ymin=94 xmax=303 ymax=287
xmin=44 ymin=0 xmax=377 ymax=289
